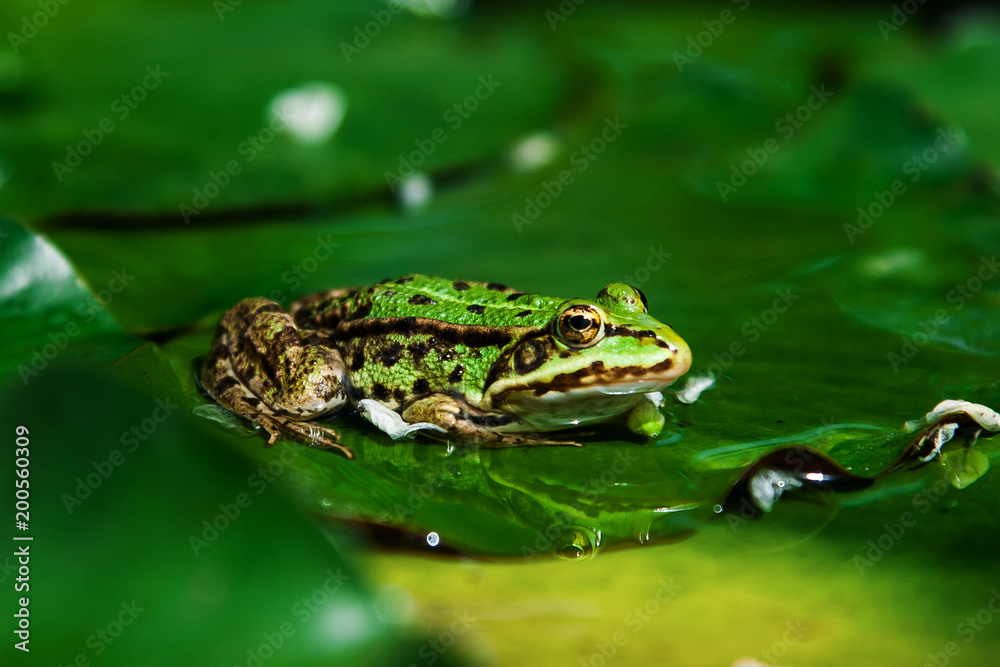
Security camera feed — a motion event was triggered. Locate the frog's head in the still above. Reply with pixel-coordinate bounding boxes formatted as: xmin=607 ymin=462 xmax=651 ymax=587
xmin=483 ymin=283 xmax=692 ymax=430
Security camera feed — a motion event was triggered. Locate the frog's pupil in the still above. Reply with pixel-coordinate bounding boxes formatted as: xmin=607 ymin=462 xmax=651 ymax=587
xmin=569 ymin=315 xmax=593 ymax=331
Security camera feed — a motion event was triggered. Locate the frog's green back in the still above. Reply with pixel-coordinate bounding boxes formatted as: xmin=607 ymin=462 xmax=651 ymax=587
xmin=359 ymin=274 xmax=562 ymax=328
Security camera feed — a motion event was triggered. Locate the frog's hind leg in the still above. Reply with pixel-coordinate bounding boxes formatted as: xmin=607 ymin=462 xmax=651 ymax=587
xmin=399 ymin=393 xmax=583 ymax=448
xmin=202 ymin=298 xmax=354 ymax=458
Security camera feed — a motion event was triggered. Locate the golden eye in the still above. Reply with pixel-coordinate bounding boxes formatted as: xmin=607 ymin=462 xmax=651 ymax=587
xmin=556 ymin=305 xmax=605 ymax=348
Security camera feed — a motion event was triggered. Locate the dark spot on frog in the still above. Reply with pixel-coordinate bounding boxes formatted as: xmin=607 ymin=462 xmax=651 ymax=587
xmin=395 ymin=276 xmax=414 ymax=284
xmin=412 ymin=378 xmax=430 ymax=395
xmin=348 ymin=383 xmax=365 ymax=402
xmin=252 ymin=349 xmax=280 ymax=387
xmin=376 ymin=341 xmax=403 ymax=367
xmin=469 ymin=413 xmax=520 ymax=427
xmin=453 ymin=281 xmax=470 ymax=291
xmin=349 ymin=349 xmax=365 ymax=371
xmin=338 ymin=317 xmax=511 ymax=348
xmin=515 ymin=310 xmax=532 ymax=318
xmin=349 ymin=301 xmax=372 ymax=320
xmin=506 ymin=292 xmax=527 ymax=301
xmin=251 ymin=302 xmax=284 ymax=316
xmin=513 ymin=338 xmax=551 ymax=375
xmin=392 ymin=388 xmax=406 ymax=405
xmin=604 ymin=325 xmax=670 ymax=348
xmin=409 ymin=294 xmax=437 ymax=305
xmin=371 ymin=383 xmax=390 ymax=401
xmin=212 ymin=375 xmax=242 ymax=395
xmin=559 ymin=350 xmax=571 ymax=358
xmin=448 ymin=365 xmax=465 ymax=383
xmin=466 ymin=304 xmax=486 ymax=314
xmin=486 ymin=282 xmax=508 ymax=291
xmin=408 ymin=340 xmax=430 ymax=362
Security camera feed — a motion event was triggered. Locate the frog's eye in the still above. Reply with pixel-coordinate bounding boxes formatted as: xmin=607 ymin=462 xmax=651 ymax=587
xmin=556 ymin=305 xmax=605 ymax=348
xmin=596 ymin=283 xmax=648 ymax=315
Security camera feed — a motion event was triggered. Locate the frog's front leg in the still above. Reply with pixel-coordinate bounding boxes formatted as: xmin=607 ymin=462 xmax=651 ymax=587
xmin=202 ymin=298 xmax=354 ymax=459
xmin=398 ymin=394 xmax=582 ymax=448
xmin=625 ymin=392 xmax=667 ymax=438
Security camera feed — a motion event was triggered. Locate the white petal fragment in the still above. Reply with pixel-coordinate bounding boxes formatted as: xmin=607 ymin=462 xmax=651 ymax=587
xmin=357 ymin=399 xmax=446 ymax=440
xmin=676 ymin=373 xmax=716 ymax=404
xmin=749 ymin=469 xmax=803 ymax=513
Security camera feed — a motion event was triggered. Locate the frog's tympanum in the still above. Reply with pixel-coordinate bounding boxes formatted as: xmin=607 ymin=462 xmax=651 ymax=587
xmin=202 ymin=275 xmax=692 ymax=458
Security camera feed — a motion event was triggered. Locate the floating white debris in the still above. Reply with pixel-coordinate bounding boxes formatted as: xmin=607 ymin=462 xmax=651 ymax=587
xmin=357 ymin=399 xmax=445 ymax=439
xmin=906 ymin=399 xmax=1000 ymax=433
xmin=748 ymin=468 xmax=803 ymax=513
xmin=676 ymin=373 xmax=716 ymax=404
xmin=268 ymin=82 xmax=348 ymax=145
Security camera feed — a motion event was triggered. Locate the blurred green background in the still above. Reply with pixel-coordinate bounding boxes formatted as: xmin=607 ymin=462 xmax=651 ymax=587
xmin=2 ymin=1 xmax=1000 ymax=665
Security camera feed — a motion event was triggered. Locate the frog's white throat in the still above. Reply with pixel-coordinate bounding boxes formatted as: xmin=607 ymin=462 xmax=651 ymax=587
xmin=496 ymin=377 xmax=678 ymax=432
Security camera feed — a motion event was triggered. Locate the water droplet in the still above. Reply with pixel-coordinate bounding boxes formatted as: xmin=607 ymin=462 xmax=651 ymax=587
xmin=426 ymin=531 xmax=440 ymax=547
xmin=554 ymin=526 xmax=599 ymax=561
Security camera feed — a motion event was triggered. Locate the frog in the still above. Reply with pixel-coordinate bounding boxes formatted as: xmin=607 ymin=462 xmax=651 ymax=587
xmin=201 ymin=275 xmax=692 ymax=459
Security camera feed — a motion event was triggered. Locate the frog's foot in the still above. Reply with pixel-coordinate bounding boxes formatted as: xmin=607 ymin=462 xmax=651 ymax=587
xmin=267 ymin=418 xmax=354 ymax=460
xmin=400 ymin=394 xmax=583 ymax=448
xmin=625 ymin=393 xmax=667 ymax=438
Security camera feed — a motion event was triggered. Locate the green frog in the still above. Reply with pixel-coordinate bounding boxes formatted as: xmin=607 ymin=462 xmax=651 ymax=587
xmin=201 ymin=275 xmax=692 ymax=459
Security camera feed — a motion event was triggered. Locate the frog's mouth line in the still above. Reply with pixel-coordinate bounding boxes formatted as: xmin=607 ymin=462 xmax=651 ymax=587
xmin=488 ymin=357 xmax=688 ymax=407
